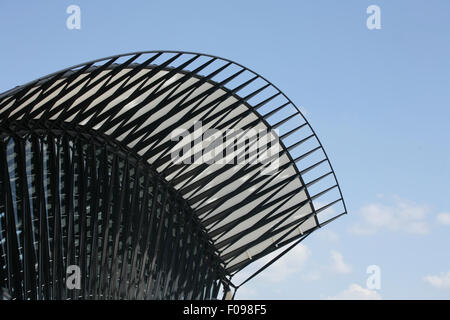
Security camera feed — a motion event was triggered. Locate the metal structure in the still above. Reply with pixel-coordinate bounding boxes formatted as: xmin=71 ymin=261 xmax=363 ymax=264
xmin=0 ymin=51 xmax=346 ymax=300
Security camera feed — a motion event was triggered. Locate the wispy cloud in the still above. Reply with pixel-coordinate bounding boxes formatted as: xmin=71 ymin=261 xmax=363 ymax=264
xmin=424 ymin=271 xmax=450 ymax=289
xmin=235 ymin=286 xmax=258 ymax=299
xmin=327 ymin=284 xmax=381 ymax=300
xmin=329 ymin=250 xmax=352 ymax=274
xmin=258 ymin=244 xmax=311 ymax=283
xmin=301 ymin=270 xmax=321 ymax=282
xmin=315 ymin=229 xmax=340 ymax=242
xmin=234 ymin=244 xmax=311 ymax=285
xmin=349 ymin=195 xmax=431 ymax=235
xmin=436 ymin=212 xmax=450 ymax=226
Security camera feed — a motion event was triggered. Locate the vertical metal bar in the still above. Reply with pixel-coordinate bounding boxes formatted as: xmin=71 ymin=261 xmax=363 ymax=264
xmin=203 ymin=265 xmax=219 ymax=300
xmin=48 ymin=135 xmax=63 ymax=299
xmin=136 ymin=176 xmax=159 ymax=299
xmin=185 ymin=240 xmax=204 ymax=299
xmin=168 ymin=205 xmax=191 ymax=299
xmin=118 ymin=161 xmax=141 ymax=299
xmin=62 ymin=135 xmax=75 ymax=300
xmin=192 ymin=248 xmax=211 ymax=299
xmin=17 ymin=138 xmax=37 ymax=299
xmin=161 ymin=200 xmax=183 ymax=299
xmin=107 ymin=158 xmax=129 ymax=298
xmin=0 ymin=139 xmax=23 ymax=299
xmin=153 ymin=193 xmax=177 ymax=299
xmin=211 ymin=279 xmax=221 ymax=300
xmin=176 ymin=226 xmax=200 ymax=299
xmin=0 ymin=149 xmax=7 ymax=291
xmin=75 ymin=139 xmax=88 ymax=299
xmin=127 ymin=167 xmax=150 ymax=299
xmin=98 ymin=152 xmax=118 ymax=298
xmin=87 ymin=143 xmax=102 ymax=299
xmin=144 ymin=184 xmax=169 ymax=299
xmin=33 ymin=136 xmax=51 ymax=299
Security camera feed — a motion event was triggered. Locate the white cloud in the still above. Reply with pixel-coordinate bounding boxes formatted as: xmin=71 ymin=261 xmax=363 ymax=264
xmin=316 ymin=229 xmax=340 ymax=242
xmin=329 ymin=250 xmax=352 ymax=274
xmin=328 ymin=284 xmax=382 ymax=300
xmin=235 ymin=286 xmax=258 ymax=299
xmin=437 ymin=212 xmax=450 ymax=226
xmin=258 ymin=244 xmax=310 ymax=283
xmin=406 ymin=221 xmax=430 ymax=234
xmin=234 ymin=244 xmax=311 ymax=285
xmin=424 ymin=271 xmax=450 ymax=289
xmin=301 ymin=270 xmax=321 ymax=282
xmin=349 ymin=195 xmax=431 ymax=235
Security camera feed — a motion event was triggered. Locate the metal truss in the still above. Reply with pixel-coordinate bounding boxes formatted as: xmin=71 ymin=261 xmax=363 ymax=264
xmin=0 ymin=130 xmax=227 ymax=299
xmin=0 ymin=51 xmax=347 ymax=299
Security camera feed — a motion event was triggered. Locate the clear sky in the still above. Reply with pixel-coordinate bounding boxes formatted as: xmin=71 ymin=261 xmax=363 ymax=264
xmin=1 ymin=0 xmax=449 ymax=299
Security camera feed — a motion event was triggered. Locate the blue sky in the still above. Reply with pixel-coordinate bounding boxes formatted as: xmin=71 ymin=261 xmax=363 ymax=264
xmin=1 ymin=0 xmax=449 ymax=299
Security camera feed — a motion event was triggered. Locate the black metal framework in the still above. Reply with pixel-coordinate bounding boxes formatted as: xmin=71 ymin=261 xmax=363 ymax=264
xmin=0 ymin=128 xmax=227 ymax=300
xmin=0 ymin=51 xmax=347 ymax=300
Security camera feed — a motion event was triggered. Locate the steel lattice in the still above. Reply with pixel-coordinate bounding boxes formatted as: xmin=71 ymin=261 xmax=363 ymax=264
xmin=0 ymin=51 xmax=347 ymax=300
xmin=0 ymin=131 xmax=227 ymax=299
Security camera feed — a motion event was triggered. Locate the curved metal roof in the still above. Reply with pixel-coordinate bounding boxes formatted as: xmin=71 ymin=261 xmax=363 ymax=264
xmin=0 ymin=51 xmax=346 ymax=278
